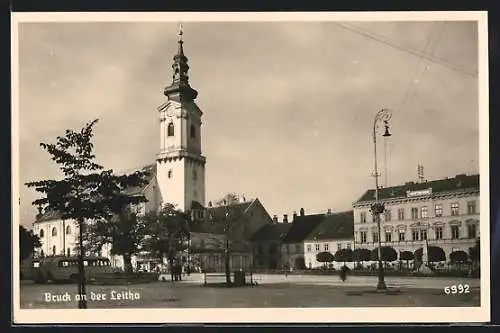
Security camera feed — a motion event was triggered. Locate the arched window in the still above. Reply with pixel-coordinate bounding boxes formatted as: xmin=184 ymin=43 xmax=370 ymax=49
xmin=190 ymin=124 xmax=196 ymax=138
xmin=193 ymin=169 xmax=197 ymax=181
xmin=52 ymin=245 xmax=56 ymax=256
xmin=167 ymin=122 xmax=175 ymax=137
xmin=39 ymin=229 xmax=44 ymax=238
xmin=65 ymin=225 xmax=71 ymax=235
xmin=168 ymin=169 xmax=173 ymax=178
xmin=40 ymin=249 xmax=44 ymax=257
xmin=67 ymin=248 xmax=71 ymax=256
xmin=51 ymin=227 xmax=57 ymax=237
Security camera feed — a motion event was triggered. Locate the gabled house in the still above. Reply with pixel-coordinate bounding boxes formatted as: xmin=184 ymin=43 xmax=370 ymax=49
xmin=188 ymin=198 xmax=273 ymax=272
xmin=250 ymin=221 xmax=291 ymax=270
xmin=303 ymin=210 xmax=354 ymax=269
xmin=280 ymin=210 xmax=325 ymax=269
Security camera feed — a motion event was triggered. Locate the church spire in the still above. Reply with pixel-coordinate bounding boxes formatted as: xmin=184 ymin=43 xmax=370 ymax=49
xmin=164 ymin=22 xmax=198 ymax=102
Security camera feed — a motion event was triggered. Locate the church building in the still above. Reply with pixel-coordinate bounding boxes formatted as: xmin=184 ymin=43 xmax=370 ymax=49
xmin=31 ymin=25 xmax=274 ymax=272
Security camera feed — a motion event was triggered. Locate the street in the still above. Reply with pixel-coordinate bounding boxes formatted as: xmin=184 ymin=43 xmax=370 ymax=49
xmin=20 ymin=274 xmax=480 ymax=309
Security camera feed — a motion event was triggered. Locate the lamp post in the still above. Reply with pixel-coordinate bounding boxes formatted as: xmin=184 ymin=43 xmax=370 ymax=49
xmin=224 ymin=211 xmax=231 ymax=285
xmin=370 ymin=108 xmax=392 ymax=290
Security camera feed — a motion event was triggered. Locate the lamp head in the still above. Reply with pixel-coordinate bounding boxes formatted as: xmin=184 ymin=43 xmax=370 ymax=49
xmin=382 ymin=120 xmax=392 ymax=137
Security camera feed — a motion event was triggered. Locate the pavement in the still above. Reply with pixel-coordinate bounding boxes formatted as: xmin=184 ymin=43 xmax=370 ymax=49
xmin=164 ymin=273 xmax=480 ymax=290
xmin=19 ymin=274 xmax=480 ymax=309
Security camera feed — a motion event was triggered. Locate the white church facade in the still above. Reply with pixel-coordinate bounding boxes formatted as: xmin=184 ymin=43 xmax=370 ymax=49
xmin=31 ymin=26 xmax=273 ymax=272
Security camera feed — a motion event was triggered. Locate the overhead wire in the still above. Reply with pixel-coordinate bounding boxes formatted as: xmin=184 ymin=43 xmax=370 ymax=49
xmin=333 ymin=22 xmax=477 ymax=78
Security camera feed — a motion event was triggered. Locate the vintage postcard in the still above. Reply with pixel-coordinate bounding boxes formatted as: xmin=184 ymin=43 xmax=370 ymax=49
xmin=11 ymin=11 xmax=490 ymax=324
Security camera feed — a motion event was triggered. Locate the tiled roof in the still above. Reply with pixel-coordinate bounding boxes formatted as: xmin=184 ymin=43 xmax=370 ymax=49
xmin=189 ymin=200 xmax=255 ymax=235
xmin=191 ymin=201 xmax=205 ymax=210
xmin=36 ymin=164 xmax=156 ymax=222
xmin=249 ymin=222 xmax=292 ymax=242
xmin=121 ymin=164 xmax=156 ymax=196
xmin=281 ymin=214 xmax=325 ymax=244
xmin=354 ymin=174 xmax=479 ymax=204
xmin=36 ymin=209 xmax=62 ymax=222
xmin=305 ymin=211 xmax=354 ymax=241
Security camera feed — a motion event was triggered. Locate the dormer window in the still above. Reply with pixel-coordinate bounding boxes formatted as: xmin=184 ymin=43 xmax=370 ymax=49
xmin=167 ymin=122 xmax=175 ymax=137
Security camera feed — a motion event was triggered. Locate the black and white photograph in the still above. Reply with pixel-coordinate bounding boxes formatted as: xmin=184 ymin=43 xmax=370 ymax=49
xmin=12 ymin=12 xmax=490 ymax=324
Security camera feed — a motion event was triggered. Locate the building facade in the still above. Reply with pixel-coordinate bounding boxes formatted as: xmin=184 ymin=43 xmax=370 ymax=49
xmin=303 ymin=211 xmax=354 ymax=269
xmin=281 ymin=209 xmax=324 ymax=270
xmin=352 ymin=174 xmax=480 ymax=262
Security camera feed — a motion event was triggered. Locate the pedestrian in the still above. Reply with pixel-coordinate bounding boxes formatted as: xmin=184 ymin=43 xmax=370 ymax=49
xmin=340 ymin=265 xmax=349 ymax=282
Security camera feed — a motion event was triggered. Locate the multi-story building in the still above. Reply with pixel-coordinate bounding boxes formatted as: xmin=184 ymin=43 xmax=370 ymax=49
xmin=303 ymin=210 xmax=354 ymax=269
xmin=352 ymin=173 xmax=480 ymax=261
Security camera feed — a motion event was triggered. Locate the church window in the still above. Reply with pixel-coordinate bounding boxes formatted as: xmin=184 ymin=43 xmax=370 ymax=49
xmin=52 ymin=227 xmax=57 ymax=237
xmin=190 ymin=124 xmax=196 ymax=138
xmin=65 ymin=225 xmax=71 ymax=235
xmin=39 ymin=229 xmax=44 ymax=238
xmin=193 ymin=170 xmax=197 ymax=181
xmin=167 ymin=122 xmax=175 ymax=137
xmin=168 ymin=170 xmax=173 ymax=178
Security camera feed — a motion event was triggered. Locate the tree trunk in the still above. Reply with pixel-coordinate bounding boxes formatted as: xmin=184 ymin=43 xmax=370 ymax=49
xmin=123 ymin=253 xmax=133 ymax=274
xmin=225 ymin=239 xmax=231 ymax=285
xmin=77 ymin=218 xmax=87 ymax=309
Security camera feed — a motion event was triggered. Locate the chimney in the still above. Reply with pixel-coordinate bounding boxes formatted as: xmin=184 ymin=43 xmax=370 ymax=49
xmin=300 ymin=207 xmax=305 ymax=216
xmin=293 ymin=211 xmax=297 ymax=220
xmin=283 ymin=214 xmax=288 ymax=224
xmin=272 ymin=215 xmax=278 ymax=224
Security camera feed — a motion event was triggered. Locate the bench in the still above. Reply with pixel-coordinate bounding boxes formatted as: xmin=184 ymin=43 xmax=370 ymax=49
xmin=203 ymin=272 xmax=228 ymax=285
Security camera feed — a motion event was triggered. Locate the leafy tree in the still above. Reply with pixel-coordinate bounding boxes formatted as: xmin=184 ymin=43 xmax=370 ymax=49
xmin=414 ymin=246 xmax=446 ymax=264
xmin=19 ymin=225 xmax=41 ymax=262
xmin=353 ymin=248 xmax=371 ymax=264
xmin=469 ymin=238 xmax=480 ymax=267
xmin=25 ymin=119 xmax=148 ymax=309
xmin=316 ymin=251 xmax=334 ymax=264
xmin=141 ymin=203 xmax=192 ymax=266
xmin=215 ymin=193 xmax=240 ymax=206
xmin=399 ymin=251 xmax=414 ymax=269
xmin=371 ymin=246 xmax=398 ymax=262
xmin=334 ymin=248 xmax=353 ymax=265
xmin=88 ymin=206 xmax=150 ymax=273
xmin=450 ymin=250 xmax=468 ymax=264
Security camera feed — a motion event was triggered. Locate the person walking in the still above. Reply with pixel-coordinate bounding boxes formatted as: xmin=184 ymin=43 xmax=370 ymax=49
xmin=340 ymin=265 xmax=349 ymax=282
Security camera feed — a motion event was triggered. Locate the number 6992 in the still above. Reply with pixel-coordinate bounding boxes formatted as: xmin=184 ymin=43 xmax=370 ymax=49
xmin=444 ymin=284 xmax=470 ymax=295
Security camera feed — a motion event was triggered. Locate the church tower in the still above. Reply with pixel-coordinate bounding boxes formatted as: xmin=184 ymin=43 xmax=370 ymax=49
xmin=156 ymin=24 xmax=206 ymax=212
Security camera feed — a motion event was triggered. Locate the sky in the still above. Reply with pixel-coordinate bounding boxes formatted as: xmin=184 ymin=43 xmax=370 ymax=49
xmin=16 ymin=19 xmax=480 ymax=226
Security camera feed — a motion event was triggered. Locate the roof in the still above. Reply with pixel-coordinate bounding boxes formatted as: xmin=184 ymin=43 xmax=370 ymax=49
xmin=354 ymin=174 xmax=479 ymax=204
xmin=250 ymin=222 xmax=292 ymax=242
xmin=305 ymin=211 xmax=354 ymax=241
xmin=189 ymin=199 xmax=255 ymax=235
xmin=36 ymin=164 xmax=156 ymax=222
xmin=281 ymin=214 xmax=325 ymax=244
xmin=121 ymin=164 xmax=156 ymax=196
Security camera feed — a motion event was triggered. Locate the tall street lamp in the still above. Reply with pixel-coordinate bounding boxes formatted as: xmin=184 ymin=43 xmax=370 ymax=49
xmin=224 ymin=211 xmax=231 ymax=285
xmin=370 ymin=108 xmax=392 ymax=291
